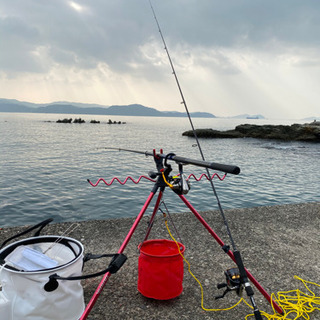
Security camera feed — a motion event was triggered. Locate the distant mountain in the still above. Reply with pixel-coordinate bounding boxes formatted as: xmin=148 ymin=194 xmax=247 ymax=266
xmin=0 ymin=98 xmax=43 ymax=109
xmin=46 ymin=101 xmax=111 ymax=109
xmin=0 ymin=99 xmax=215 ymax=118
xmin=104 ymin=104 xmax=163 ymax=116
xmin=0 ymin=103 xmax=30 ymax=113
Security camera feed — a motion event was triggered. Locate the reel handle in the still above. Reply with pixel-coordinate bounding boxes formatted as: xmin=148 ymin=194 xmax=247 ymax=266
xmin=217 ymin=283 xmax=227 ymax=289
xmin=148 ymin=171 xmax=159 ymax=179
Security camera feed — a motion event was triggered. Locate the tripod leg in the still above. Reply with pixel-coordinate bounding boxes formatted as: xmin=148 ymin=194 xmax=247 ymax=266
xmin=178 ymin=194 xmax=283 ymax=315
xmin=80 ymin=190 xmax=157 ymax=320
xmin=142 ymin=188 xmax=164 ymax=243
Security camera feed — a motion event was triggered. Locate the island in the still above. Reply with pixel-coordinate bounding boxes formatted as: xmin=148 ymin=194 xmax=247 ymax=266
xmin=0 ymin=98 xmax=215 ymax=118
xmin=182 ymin=121 xmax=320 ymax=142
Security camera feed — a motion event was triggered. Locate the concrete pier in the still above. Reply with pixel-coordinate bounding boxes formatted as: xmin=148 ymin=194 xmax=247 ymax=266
xmin=1 ymin=202 xmax=319 ymax=319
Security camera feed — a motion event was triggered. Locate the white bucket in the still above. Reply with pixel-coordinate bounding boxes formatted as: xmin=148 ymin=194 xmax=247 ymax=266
xmin=0 ymin=235 xmax=85 ymax=320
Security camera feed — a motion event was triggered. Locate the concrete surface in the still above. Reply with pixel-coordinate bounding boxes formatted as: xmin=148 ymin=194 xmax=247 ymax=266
xmin=0 ymin=202 xmax=319 ymax=319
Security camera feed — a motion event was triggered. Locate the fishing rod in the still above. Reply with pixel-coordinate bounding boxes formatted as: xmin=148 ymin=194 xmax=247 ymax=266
xmin=148 ymin=0 xmax=237 ymax=250
xmin=104 ymin=147 xmax=240 ymax=175
xmin=148 ymin=1 xmax=264 ymax=319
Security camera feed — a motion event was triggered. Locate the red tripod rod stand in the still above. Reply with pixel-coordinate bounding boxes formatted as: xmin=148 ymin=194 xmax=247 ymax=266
xmin=80 ymin=187 xmax=282 ymax=319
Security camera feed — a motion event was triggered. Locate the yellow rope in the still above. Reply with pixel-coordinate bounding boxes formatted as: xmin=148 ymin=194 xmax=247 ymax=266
xmin=244 ymin=277 xmax=320 ymax=320
xmin=165 ymin=219 xmax=243 ymax=312
xmin=165 ymin=218 xmax=320 ymax=319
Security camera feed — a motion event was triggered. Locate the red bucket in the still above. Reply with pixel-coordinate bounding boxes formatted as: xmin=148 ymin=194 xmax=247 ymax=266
xmin=138 ymin=239 xmax=185 ymax=300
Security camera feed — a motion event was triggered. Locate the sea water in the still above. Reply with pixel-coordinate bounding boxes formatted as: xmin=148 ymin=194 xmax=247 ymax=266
xmin=1 ymin=113 xmax=319 ymax=227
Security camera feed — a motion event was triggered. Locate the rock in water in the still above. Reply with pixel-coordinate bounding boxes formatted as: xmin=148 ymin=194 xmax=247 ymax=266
xmin=182 ymin=122 xmax=320 ymax=142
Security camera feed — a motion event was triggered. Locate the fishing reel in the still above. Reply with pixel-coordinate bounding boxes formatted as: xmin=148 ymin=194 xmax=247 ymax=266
xmin=169 ymin=163 xmax=190 ymax=195
xmin=170 ymin=174 xmax=190 ymax=195
xmin=148 ymin=152 xmax=191 ymax=194
xmin=215 ymin=267 xmax=243 ymax=300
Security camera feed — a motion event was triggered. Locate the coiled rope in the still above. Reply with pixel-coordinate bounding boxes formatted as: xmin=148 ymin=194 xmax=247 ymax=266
xmin=245 ymin=277 xmax=320 ymax=320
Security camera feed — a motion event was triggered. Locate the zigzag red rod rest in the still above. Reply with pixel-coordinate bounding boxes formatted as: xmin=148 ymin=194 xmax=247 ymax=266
xmin=88 ymin=172 xmax=226 ymax=187
xmin=187 ymin=173 xmax=226 ymax=181
xmin=87 ymin=175 xmax=156 ymax=186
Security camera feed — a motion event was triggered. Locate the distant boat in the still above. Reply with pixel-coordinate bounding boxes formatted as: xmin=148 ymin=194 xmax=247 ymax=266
xmin=246 ymin=116 xmax=259 ymax=119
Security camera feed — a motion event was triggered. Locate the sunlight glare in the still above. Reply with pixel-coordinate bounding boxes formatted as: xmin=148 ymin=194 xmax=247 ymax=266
xmin=69 ymin=1 xmax=84 ymax=13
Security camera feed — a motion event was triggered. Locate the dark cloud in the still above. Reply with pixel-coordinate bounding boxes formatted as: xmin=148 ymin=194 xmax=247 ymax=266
xmin=0 ymin=15 xmax=43 ymax=73
xmin=1 ymin=0 xmax=320 ymax=77
xmin=156 ymin=0 xmax=320 ymax=49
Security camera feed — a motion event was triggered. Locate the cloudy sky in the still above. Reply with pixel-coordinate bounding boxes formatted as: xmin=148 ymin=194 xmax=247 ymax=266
xmin=1 ymin=0 xmax=320 ymax=119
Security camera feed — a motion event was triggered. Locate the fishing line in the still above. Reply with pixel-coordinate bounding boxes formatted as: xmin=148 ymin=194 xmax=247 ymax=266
xmin=164 ymin=214 xmax=243 ymax=312
xmin=148 ymin=2 xmax=266 ymax=318
xmin=159 ymin=201 xmax=183 ymax=244
xmin=148 ymin=0 xmax=237 ymax=250
xmin=43 ymin=223 xmax=79 ymax=255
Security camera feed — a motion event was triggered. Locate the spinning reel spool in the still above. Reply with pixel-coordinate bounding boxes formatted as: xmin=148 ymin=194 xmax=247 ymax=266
xmin=170 ymin=163 xmax=190 ymax=195
xmin=215 ymin=267 xmax=244 ymax=300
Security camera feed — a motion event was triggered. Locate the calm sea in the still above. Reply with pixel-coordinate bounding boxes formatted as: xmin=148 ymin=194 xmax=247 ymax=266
xmin=1 ymin=113 xmax=319 ymax=227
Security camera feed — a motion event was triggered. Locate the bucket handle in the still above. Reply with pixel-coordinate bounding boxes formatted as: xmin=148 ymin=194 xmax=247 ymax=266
xmin=0 ymin=219 xmax=53 ymax=250
xmin=44 ymin=253 xmax=127 ymax=292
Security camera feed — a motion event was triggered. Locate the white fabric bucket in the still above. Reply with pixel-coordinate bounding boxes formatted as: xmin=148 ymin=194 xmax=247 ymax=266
xmin=0 ymin=235 xmax=85 ymax=320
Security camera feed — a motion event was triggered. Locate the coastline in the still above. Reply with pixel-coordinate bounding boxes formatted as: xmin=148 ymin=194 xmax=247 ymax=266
xmin=1 ymin=202 xmax=319 ymax=319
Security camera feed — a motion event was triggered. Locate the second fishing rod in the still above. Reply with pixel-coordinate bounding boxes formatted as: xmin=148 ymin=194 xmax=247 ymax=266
xmin=148 ymin=1 xmax=265 ymax=318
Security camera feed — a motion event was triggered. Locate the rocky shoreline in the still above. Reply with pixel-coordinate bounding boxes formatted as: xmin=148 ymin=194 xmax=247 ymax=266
xmin=183 ymin=121 xmax=320 ymax=142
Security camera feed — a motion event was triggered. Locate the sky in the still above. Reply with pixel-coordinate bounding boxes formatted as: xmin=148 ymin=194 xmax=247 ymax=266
xmin=1 ymin=0 xmax=320 ymax=119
